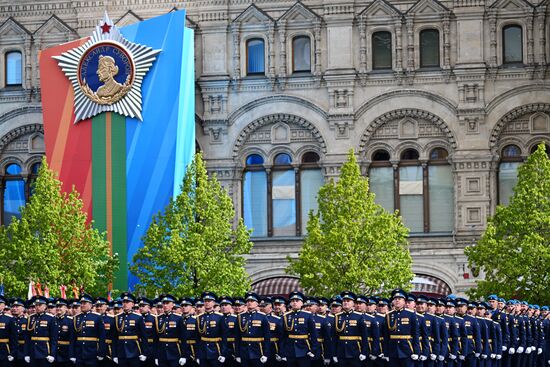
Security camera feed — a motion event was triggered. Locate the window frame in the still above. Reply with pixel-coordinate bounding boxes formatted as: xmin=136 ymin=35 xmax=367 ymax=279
xmin=291 ymin=35 xmax=312 ymax=74
xmin=502 ymin=24 xmax=523 ymax=66
xmin=5 ymin=50 xmax=23 ymax=87
xmin=419 ymin=28 xmax=441 ymax=69
xmin=497 ymin=144 xmax=523 ymax=205
xmin=0 ymin=162 xmax=27 ymax=225
xmin=371 ymin=31 xmax=393 ymax=71
xmin=246 ymin=38 xmax=266 ymax=76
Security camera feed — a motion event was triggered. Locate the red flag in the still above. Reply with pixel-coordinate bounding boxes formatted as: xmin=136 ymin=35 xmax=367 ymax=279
xmin=60 ymin=285 xmax=67 ymax=299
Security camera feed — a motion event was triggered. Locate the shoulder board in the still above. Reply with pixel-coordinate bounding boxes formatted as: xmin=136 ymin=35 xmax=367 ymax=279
xmin=270 ymin=315 xmax=281 ymax=319
xmin=67 ymin=316 xmax=73 ymax=319
xmin=386 ymin=310 xmax=395 ymax=315
xmin=257 ymin=311 xmax=266 ymax=315
xmin=197 ymin=313 xmax=205 ymax=317
xmin=335 ymin=312 xmax=343 ymax=316
xmin=283 ymin=311 xmax=293 ymax=316
xmin=493 ymin=321 xmax=499 ymax=325
xmin=105 ymin=314 xmax=114 ymax=318
xmin=4 ymin=314 xmax=12 ymax=318
xmin=455 ymin=316 xmax=463 ymax=319
xmin=327 ymin=314 xmax=335 ymax=318
xmin=435 ymin=315 xmax=444 ymax=320
xmin=417 ymin=313 xmax=425 ymax=318
xmin=363 ymin=313 xmax=375 ymax=319
xmin=214 ymin=312 xmax=223 ymax=316
xmin=377 ymin=313 xmax=385 ymax=317
xmin=133 ymin=312 xmax=142 ymax=316
xmin=302 ymin=310 xmax=311 ymax=314
xmin=92 ymin=312 xmax=101 ymax=316
xmin=46 ymin=313 xmax=54 ymax=317
xmin=354 ymin=311 xmax=364 ymax=316
xmin=317 ymin=314 xmax=326 ymax=319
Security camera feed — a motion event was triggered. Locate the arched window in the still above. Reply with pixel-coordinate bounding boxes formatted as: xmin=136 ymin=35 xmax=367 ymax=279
xmin=242 ymin=151 xmax=324 ymax=237
xmin=247 ymin=38 xmax=265 ymax=75
xmin=372 ymin=31 xmax=392 ymax=70
xmin=292 ymin=36 xmax=311 ymax=73
xmin=498 ymin=144 xmax=522 ymax=205
xmin=243 ymin=154 xmax=267 ymax=236
xmin=5 ymin=51 xmax=22 ymax=86
xmin=503 ymin=25 xmax=523 ymax=64
xmin=530 ymin=143 xmax=550 ymax=155
xmin=428 ymin=148 xmax=453 ymax=232
xmin=369 ymin=149 xmax=394 ymax=212
xmin=419 ymin=29 xmax=440 ymax=68
xmin=2 ymin=163 xmax=25 ymax=225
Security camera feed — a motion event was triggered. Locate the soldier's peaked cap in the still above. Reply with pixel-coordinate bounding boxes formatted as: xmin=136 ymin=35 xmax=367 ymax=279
xmin=289 ymin=291 xmax=305 ymax=301
xmin=391 ymin=289 xmax=407 ymax=300
xmin=201 ymin=291 xmax=217 ymax=302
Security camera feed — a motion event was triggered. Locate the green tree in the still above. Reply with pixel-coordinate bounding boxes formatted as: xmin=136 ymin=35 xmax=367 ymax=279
xmin=287 ymin=149 xmax=413 ymax=296
xmin=130 ymin=152 xmax=253 ymax=296
xmin=465 ymin=143 xmax=550 ymax=304
xmin=0 ymin=158 xmax=118 ymax=297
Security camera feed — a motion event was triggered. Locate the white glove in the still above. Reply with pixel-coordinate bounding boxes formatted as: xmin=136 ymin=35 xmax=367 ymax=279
xmin=97 ymin=356 xmax=104 ymax=361
xmin=517 ymin=347 xmax=524 ymax=354
xmin=282 ymin=358 xmax=287 ymax=362
xmin=139 ymin=355 xmax=147 ymax=362
xmin=47 ymin=356 xmax=55 ymax=363
xmin=475 ymin=353 xmax=480 ymax=357
xmin=539 ymin=348 xmax=544 ymax=355
xmin=502 ymin=346 xmax=508 ymax=352
xmin=333 ymin=357 xmax=339 ymax=363
xmin=275 ymin=355 xmax=282 ymax=362
xmin=25 ymin=356 xmax=30 ymax=364
xmin=449 ymin=354 xmax=457 ymax=360
xmin=383 ymin=357 xmax=389 ymax=362
xmin=525 ymin=347 xmax=531 ymax=354
xmin=218 ymin=356 xmax=226 ymax=363
xmin=430 ymin=354 xmax=437 ymax=360
xmin=113 ymin=358 xmax=119 ymax=364
xmin=497 ymin=355 xmax=502 ymax=360
xmin=490 ymin=354 xmax=496 ymax=359
xmin=359 ymin=354 xmax=367 ymax=361
xmin=379 ymin=354 xmax=385 ymax=359
xmin=420 ymin=355 xmax=428 ymax=361
xmin=236 ymin=357 xmax=242 ymax=363
xmin=179 ymin=358 xmax=187 ymax=366
xmin=438 ymin=355 xmax=445 ymax=361
xmin=155 ymin=359 xmax=159 ymax=366
xmin=369 ymin=354 xmax=377 ymax=360
xmin=260 ymin=356 xmax=268 ymax=364
xmin=459 ymin=355 xmax=465 ymax=361
xmin=509 ymin=348 xmax=516 ymax=354
xmin=70 ymin=358 xmax=76 ymax=364
xmin=7 ymin=356 xmax=13 ymax=362
xmin=481 ymin=354 xmax=487 ymax=359
xmin=307 ymin=352 xmax=315 ymax=358
xmin=547 ymin=360 xmax=550 ymax=365
xmin=196 ymin=358 xmax=200 ymax=365
xmin=324 ymin=359 xmax=331 ymax=365
xmin=411 ymin=354 xmax=419 ymax=361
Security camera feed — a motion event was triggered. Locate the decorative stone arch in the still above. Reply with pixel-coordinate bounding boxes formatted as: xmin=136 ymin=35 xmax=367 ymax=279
xmin=489 ymin=103 xmax=550 ymax=151
xmin=394 ymin=140 xmax=425 ymax=159
xmin=239 ymin=146 xmax=270 ymax=167
xmin=0 ymin=123 xmax=43 ymax=153
xmin=232 ymin=113 xmax=327 ymax=159
xmin=295 ymin=144 xmax=325 ymax=163
xmin=0 ymin=156 xmax=24 ymax=174
xmin=412 ymin=261 xmax=458 ymax=295
xmin=495 ymin=136 xmax=528 ymax=157
xmin=423 ymin=139 xmax=454 ymax=158
xmin=358 ymin=108 xmax=457 ymax=154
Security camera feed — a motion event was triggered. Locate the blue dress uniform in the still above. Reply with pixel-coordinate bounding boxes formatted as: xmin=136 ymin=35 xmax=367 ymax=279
xmin=416 ymin=295 xmax=440 ymax=367
xmin=155 ymin=294 xmax=187 ymax=367
xmin=454 ymin=309 xmax=469 ymax=365
xmin=381 ymin=290 xmax=420 ymax=367
xmin=313 ymin=310 xmax=333 ymax=365
xmin=139 ymin=297 xmax=158 ymax=366
xmin=12 ymin=298 xmax=27 ymax=367
xmin=281 ymin=291 xmax=319 ymax=367
xmin=181 ymin=297 xmax=199 ymax=363
xmin=25 ymin=296 xmax=58 ymax=366
xmin=220 ymin=297 xmax=238 ymax=363
xmin=434 ymin=299 xmax=448 ymax=367
xmin=375 ymin=298 xmax=390 ymax=367
xmin=463 ymin=302 xmax=482 ymax=367
xmin=55 ymin=299 xmax=74 ymax=367
xmin=114 ymin=293 xmax=147 ymax=366
xmin=0 ymin=295 xmax=17 ymax=366
xmin=71 ymin=294 xmax=107 ymax=367
xmin=235 ymin=292 xmax=271 ymax=367
xmin=196 ymin=292 xmax=229 ymax=367
xmin=505 ymin=301 xmax=519 ymax=367
xmin=443 ymin=300 xmax=460 ymax=367
xmin=488 ymin=296 xmax=509 ymax=356
xmin=493 ymin=319 xmax=503 ymax=367
xmin=265 ymin=307 xmax=283 ymax=367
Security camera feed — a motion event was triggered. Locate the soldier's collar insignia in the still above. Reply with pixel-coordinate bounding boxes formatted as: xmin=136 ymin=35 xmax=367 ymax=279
xmin=53 ymin=12 xmax=161 ymax=123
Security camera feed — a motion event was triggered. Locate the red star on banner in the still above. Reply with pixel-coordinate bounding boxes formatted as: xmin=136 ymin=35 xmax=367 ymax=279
xmin=100 ymin=22 xmax=112 ymax=34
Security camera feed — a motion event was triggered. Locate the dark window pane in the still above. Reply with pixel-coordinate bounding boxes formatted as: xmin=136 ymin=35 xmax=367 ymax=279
xmin=502 ymin=145 xmax=521 ymax=158
xmin=372 ymin=150 xmax=390 ymax=161
xmin=246 ymin=154 xmax=264 ymax=166
xmin=6 ymin=163 xmax=22 ymax=175
xmin=243 ymin=170 xmax=267 ymax=237
xmin=401 ymin=149 xmax=419 ymax=160
xmin=293 ymin=36 xmax=311 ymax=72
xmin=31 ymin=162 xmax=41 ymax=174
xmin=530 ymin=144 xmax=550 ymax=155
xmin=274 ymin=153 xmax=292 ymax=165
xmin=420 ymin=29 xmax=440 ymax=68
xmin=247 ymin=39 xmax=265 ymax=74
xmin=4 ymin=179 xmax=25 ymax=225
xmin=6 ymin=51 xmax=22 ymax=85
xmin=503 ymin=25 xmax=522 ymax=64
xmin=430 ymin=148 xmax=448 ymax=160
xmin=272 ymin=169 xmax=296 ymax=236
xmin=372 ymin=32 xmax=392 ymax=70
xmin=302 ymin=151 xmax=320 ymax=163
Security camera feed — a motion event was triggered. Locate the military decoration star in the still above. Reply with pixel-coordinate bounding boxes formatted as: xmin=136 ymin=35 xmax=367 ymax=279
xmin=53 ymin=13 xmax=161 ymax=123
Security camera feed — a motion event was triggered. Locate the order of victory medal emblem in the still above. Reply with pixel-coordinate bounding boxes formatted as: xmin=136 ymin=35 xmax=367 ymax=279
xmin=53 ymin=13 xmax=161 ymax=123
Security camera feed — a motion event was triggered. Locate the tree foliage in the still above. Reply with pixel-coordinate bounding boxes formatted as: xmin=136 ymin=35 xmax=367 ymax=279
xmin=130 ymin=152 xmax=253 ymax=297
xmin=465 ymin=143 xmax=550 ymax=304
xmin=287 ymin=150 xmax=413 ymax=296
xmin=0 ymin=158 xmax=118 ymax=297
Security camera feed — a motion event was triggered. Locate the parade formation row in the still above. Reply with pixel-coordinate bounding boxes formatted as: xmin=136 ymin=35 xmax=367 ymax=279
xmin=0 ymin=289 xmax=547 ymax=367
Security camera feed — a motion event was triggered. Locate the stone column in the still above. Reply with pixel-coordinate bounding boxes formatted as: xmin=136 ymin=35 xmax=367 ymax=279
xmin=313 ymin=20 xmax=322 ymax=76
xmin=359 ymin=19 xmax=367 ymax=73
xmin=278 ymin=20 xmax=287 ymax=77
xmin=231 ymin=23 xmax=241 ymax=80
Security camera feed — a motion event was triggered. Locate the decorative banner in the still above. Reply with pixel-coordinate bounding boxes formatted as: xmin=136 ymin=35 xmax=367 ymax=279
xmin=40 ymin=10 xmax=195 ymax=290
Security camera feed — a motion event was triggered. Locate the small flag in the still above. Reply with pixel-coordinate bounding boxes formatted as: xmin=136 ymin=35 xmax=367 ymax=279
xmin=107 ymin=290 xmax=112 ymax=302
xmin=28 ymin=280 xmax=35 ymax=300
xmin=72 ymin=284 xmax=79 ymax=299
xmin=44 ymin=285 xmax=50 ymax=298
xmin=35 ymin=281 xmax=43 ymax=296
xmin=60 ymin=285 xmax=67 ymax=299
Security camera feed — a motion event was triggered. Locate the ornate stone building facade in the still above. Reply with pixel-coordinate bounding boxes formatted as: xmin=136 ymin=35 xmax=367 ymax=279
xmin=0 ymin=0 xmax=549 ymax=296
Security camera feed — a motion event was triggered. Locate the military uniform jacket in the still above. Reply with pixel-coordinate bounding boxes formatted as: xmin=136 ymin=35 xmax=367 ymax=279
xmin=71 ymin=311 xmax=106 ymax=360
xmin=281 ymin=310 xmax=319 ymax=359
xmin=421 ymin=313 xmax=441 ymax=357
xmin=266 ymin=313 xmax=282 ymax=358
xmin=462 ymin=314 xmax=481 ymax=355
xmin=417 ymin=313 xmax=430 ymax=358
xmin=494 ymin=321 xmax=503 ymax=357
xmin=313 ymin=313 xmax=333 ymax=360
xmin=436 ymin=314 xmax=448 ymax=358
xmin=236 ymin=310 xmax=271 ymax=360
xmin=492 ymin=310 xmax=509 ymax=349
xmin=142 ymin=312 xmax=157 ymax=358
xmin=381 ymin=308 xmax=420 ymax=359
xmin=0 ymin=313 xmax=17 ymax=360
xmin=507 ymin=313 xmax=520 ymax=349
xmin=182 ymin=314 xmax=198 ymax=360
xmin=443 ymin=315 xmax=459 ymax=357
xmin=196 ymin=311 xmax=228 ymax=360
xmin=14 ymin=315 xmax=26 ymax=360
xmin=55 ymin=315 xmax=73 ymax=362
xmin=363 ymin=313 xmax=380 ymax=357
xmin=114 ymin=311 xmax=146 ymax=359
xmin=484 ymin=318 xmax=497 ymax=356
xmin=375 ymin=313 xmax=386 ymax=356
xmin=25 ymin=312 xmax=58 ymax=360
xmin=535 ymin=317 xmax=545 ymax=350
xmin=223 ymin=313 xmax=238 ymax=358
xmin=156 ymin=312 xmax=186 ymax=362
xmin=477 ymin=317 xmax=490 ymax=356
xmin=103 ymin=314 xmax=117 ymax=359
xmin=454 ymin=316 xmax=468 ymax=356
